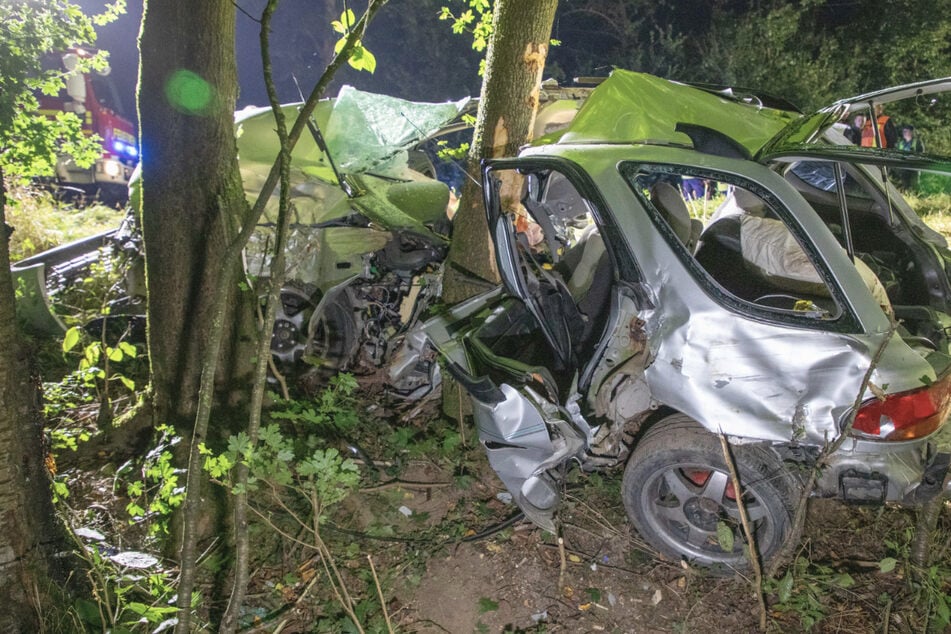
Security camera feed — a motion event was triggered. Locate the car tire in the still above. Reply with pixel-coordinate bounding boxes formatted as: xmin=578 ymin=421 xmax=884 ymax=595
xmin=272 ymin=285 xmax=357 ymax=378
xmin=304 ymin=290 xmax=357 ymax=374
xmin=622 ymin=414 xmax=799 ymax=573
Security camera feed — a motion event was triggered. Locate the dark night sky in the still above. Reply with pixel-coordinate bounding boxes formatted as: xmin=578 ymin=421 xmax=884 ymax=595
xmin=79 ymin=0 xmax=484 ymax=127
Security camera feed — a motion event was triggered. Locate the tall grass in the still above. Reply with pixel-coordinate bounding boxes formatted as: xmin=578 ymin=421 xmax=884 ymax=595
xmin=4 ymin=185 xmax=125 ymax=262
xmin=904 ymin=190 xmax=951 ymax=239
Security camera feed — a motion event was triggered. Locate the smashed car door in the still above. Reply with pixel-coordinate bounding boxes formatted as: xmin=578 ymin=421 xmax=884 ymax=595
xmin=439 ymin=161 xmax=628 ymax=531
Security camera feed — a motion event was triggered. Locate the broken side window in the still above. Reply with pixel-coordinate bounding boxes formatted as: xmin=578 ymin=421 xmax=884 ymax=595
xmin=622 ymin=165 xmax=844 ymax=321
xmin=782 ymin=159 xmax=951 ymax=312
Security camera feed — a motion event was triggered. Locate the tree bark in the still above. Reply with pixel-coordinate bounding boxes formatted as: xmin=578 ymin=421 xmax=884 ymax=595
xmin=442 ymin=0 xmax=559 ymax=304
xmin=138 ymin=0 xmax=256 ymax=432
xmin=0 ymin=170 xmax=69 ymax=633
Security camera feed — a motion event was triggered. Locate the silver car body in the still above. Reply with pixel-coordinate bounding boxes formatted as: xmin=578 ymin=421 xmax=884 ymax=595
xmin=413 ymin=71 xmax=951 ymax=535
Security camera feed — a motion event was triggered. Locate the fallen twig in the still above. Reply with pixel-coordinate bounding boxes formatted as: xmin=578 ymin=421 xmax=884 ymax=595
xmin=719 ymin=432 xmax=767 ymax=632
xmin=367 ymin=554 xmax=394 ymax=634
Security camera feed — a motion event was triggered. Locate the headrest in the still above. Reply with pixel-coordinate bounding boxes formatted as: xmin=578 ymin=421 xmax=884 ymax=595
xmin=650 ymin=182 xmax=692 ymax=245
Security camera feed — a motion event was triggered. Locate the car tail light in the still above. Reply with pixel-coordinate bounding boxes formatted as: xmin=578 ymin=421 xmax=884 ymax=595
xmin=852 ymin=374 xmax=951 ymax=441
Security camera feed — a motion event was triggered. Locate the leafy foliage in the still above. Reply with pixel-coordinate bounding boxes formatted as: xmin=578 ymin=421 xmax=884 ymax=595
xmin=766 ymin=556 xmax=856 ymax=630
xmin=121 ymin=425 xmax=185 ymax=537
xmin=439 ymin=0 xmax=493 ymax=53
xmin=332 ymin=9 xmax=377 ymax=73
xmin=3 ymin=186 xmax=125 ymax=261
xmin=202 ymin=374 xmax=362 ymax=520
xmin=70 ymin=529 xmax=179 ymax=633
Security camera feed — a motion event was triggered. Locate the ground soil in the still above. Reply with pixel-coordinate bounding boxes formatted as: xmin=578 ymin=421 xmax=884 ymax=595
xmin=58 ymin=393 xmax=950 ymax=634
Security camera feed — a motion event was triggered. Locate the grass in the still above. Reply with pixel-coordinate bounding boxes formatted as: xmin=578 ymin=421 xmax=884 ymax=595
xmin=911 ymin=193 xmax=951 ymax=240
xmin=4 ymin=185 xmax=125 ymax=262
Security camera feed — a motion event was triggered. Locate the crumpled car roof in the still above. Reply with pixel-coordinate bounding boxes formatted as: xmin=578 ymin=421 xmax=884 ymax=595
xmin=548 ymin=70 xmax=799 ymax=156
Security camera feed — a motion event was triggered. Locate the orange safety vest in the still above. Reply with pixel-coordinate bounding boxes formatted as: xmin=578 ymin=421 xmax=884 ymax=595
xmin=861 ymin=115 xmax=891 ymax=148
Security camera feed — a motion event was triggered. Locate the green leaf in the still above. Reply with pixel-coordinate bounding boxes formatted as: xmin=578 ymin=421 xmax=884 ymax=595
xmin=118 ymin=375 xmax=135 ymax=391
xmin=777 ymin=570 xmax=794 ymax=603
xmin=118 ymin=341 xmax=137 ymax=357
xmin=52 ymin=479 xmax=70 ymax=500
xmin=878 ymin=557 xmax=897 ymax=573
xmin=937 ymin=597 xmax=951 ymax=626
xmin=74 ymin=598 xmax=103 ymax=626
xmin=477 ymin=597 xmax=498 ymax=614
xmin=833 ymin=573 xmax=854 ymax=588
xmin=584 ymin=587 xmax=602 ymax=602
xmin=107 ymin=346 xmax=123 ymax=362
xmin=63 ymin=326 xmax=82 ymax=352
xmin=716 ymin=520 xmax=734 ymax=552
xmin=227 ymin=432 xmax=252 ymax=457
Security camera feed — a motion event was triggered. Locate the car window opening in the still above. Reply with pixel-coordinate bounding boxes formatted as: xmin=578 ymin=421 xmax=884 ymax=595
xmin=784 ymin=160 xmax=934 ymax=311
xmin=627 ymin=168 xmax=846 ymax=320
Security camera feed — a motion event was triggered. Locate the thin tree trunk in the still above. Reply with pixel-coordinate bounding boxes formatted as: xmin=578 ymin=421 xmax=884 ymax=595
xmin=219 ymin=0 xmax=291 ymax=629
xmin=442 ymin=0 xmax=558 ymax=304
xmin=0 ymin=168 xmax=69 ymax=633
xmin=170 ymin=4 xmax=388 ymax=630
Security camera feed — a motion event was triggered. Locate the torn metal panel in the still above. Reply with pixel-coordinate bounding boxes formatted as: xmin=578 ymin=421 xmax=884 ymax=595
xmin=234 ymin=87 xmax=462 ymax=290
xmin=474 ymin=384 xmax=586 ymax=533
xmin=234 ymin=87 xmax=469 ymax=182
xmin=245 ymin=225 xmax=390 ymax=291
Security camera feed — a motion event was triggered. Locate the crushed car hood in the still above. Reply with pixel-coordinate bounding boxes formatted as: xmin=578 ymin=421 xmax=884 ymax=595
xmin=548 ymin=70 xmax=951 ymax=172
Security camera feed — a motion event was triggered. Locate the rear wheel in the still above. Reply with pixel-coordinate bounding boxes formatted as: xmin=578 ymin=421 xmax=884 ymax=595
xmin=622 ymin=414 xmax=799 ymax=572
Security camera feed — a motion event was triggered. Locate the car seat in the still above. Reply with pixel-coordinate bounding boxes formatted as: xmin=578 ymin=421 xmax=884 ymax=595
xmin=649 ymin=182 xmax=703 ymax=251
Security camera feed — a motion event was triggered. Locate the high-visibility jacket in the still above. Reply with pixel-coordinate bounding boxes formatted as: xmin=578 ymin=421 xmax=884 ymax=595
xmin=861 ymin=115 xmax=892 ymax=148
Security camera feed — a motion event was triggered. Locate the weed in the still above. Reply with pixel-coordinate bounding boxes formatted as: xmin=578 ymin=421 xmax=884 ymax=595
xmin=883 ymin=515 xmax=951 ymax=632
xmin=202 ymin=375 xmax=374 ymax=631
xmin=766 ymin=556 xmax=855 ymax=630
xmin=47 ymin=428 xmax=182 ymax=632
xmin=69 ymin=533 xmax=181 ymax=633
xmin=119 ymin=425 xmax=185 ymax=538
xmin=61 ymin=324 xmax=140 ymax=427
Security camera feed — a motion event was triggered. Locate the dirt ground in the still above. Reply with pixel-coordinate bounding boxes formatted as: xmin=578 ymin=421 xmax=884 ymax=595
xmin=208 ymin=433 xmax=941 ymax=634
xmin=60 ymin=396 xmax=949 ymax=634
xmin=360 ymin=457 xmax=937 ymax=634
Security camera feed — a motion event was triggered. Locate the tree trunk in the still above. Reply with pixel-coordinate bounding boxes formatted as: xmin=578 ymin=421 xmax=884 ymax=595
xmin=442 ymin=0 xmax=559 ymax=304
xmin=0 ymin=170 xmax=69 ymax=633
xmin=138 ymin=0 xmax=256 ymax=432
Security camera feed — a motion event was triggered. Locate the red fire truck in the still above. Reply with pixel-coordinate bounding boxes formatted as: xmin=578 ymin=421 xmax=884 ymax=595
xmin=38 ymin=48 xmax=138 ymax=204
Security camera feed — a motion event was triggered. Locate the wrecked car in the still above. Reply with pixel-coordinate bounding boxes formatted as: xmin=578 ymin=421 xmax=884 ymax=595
xmin=407 ymin=71 xmax=951 ymax=570
xmin=13 ymin=84 xmax=591 ymax=396
xmin=13 ymin=87 xmax=472 ymax=396
xmin=235 ymin=87 xmax=470 ymax=394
